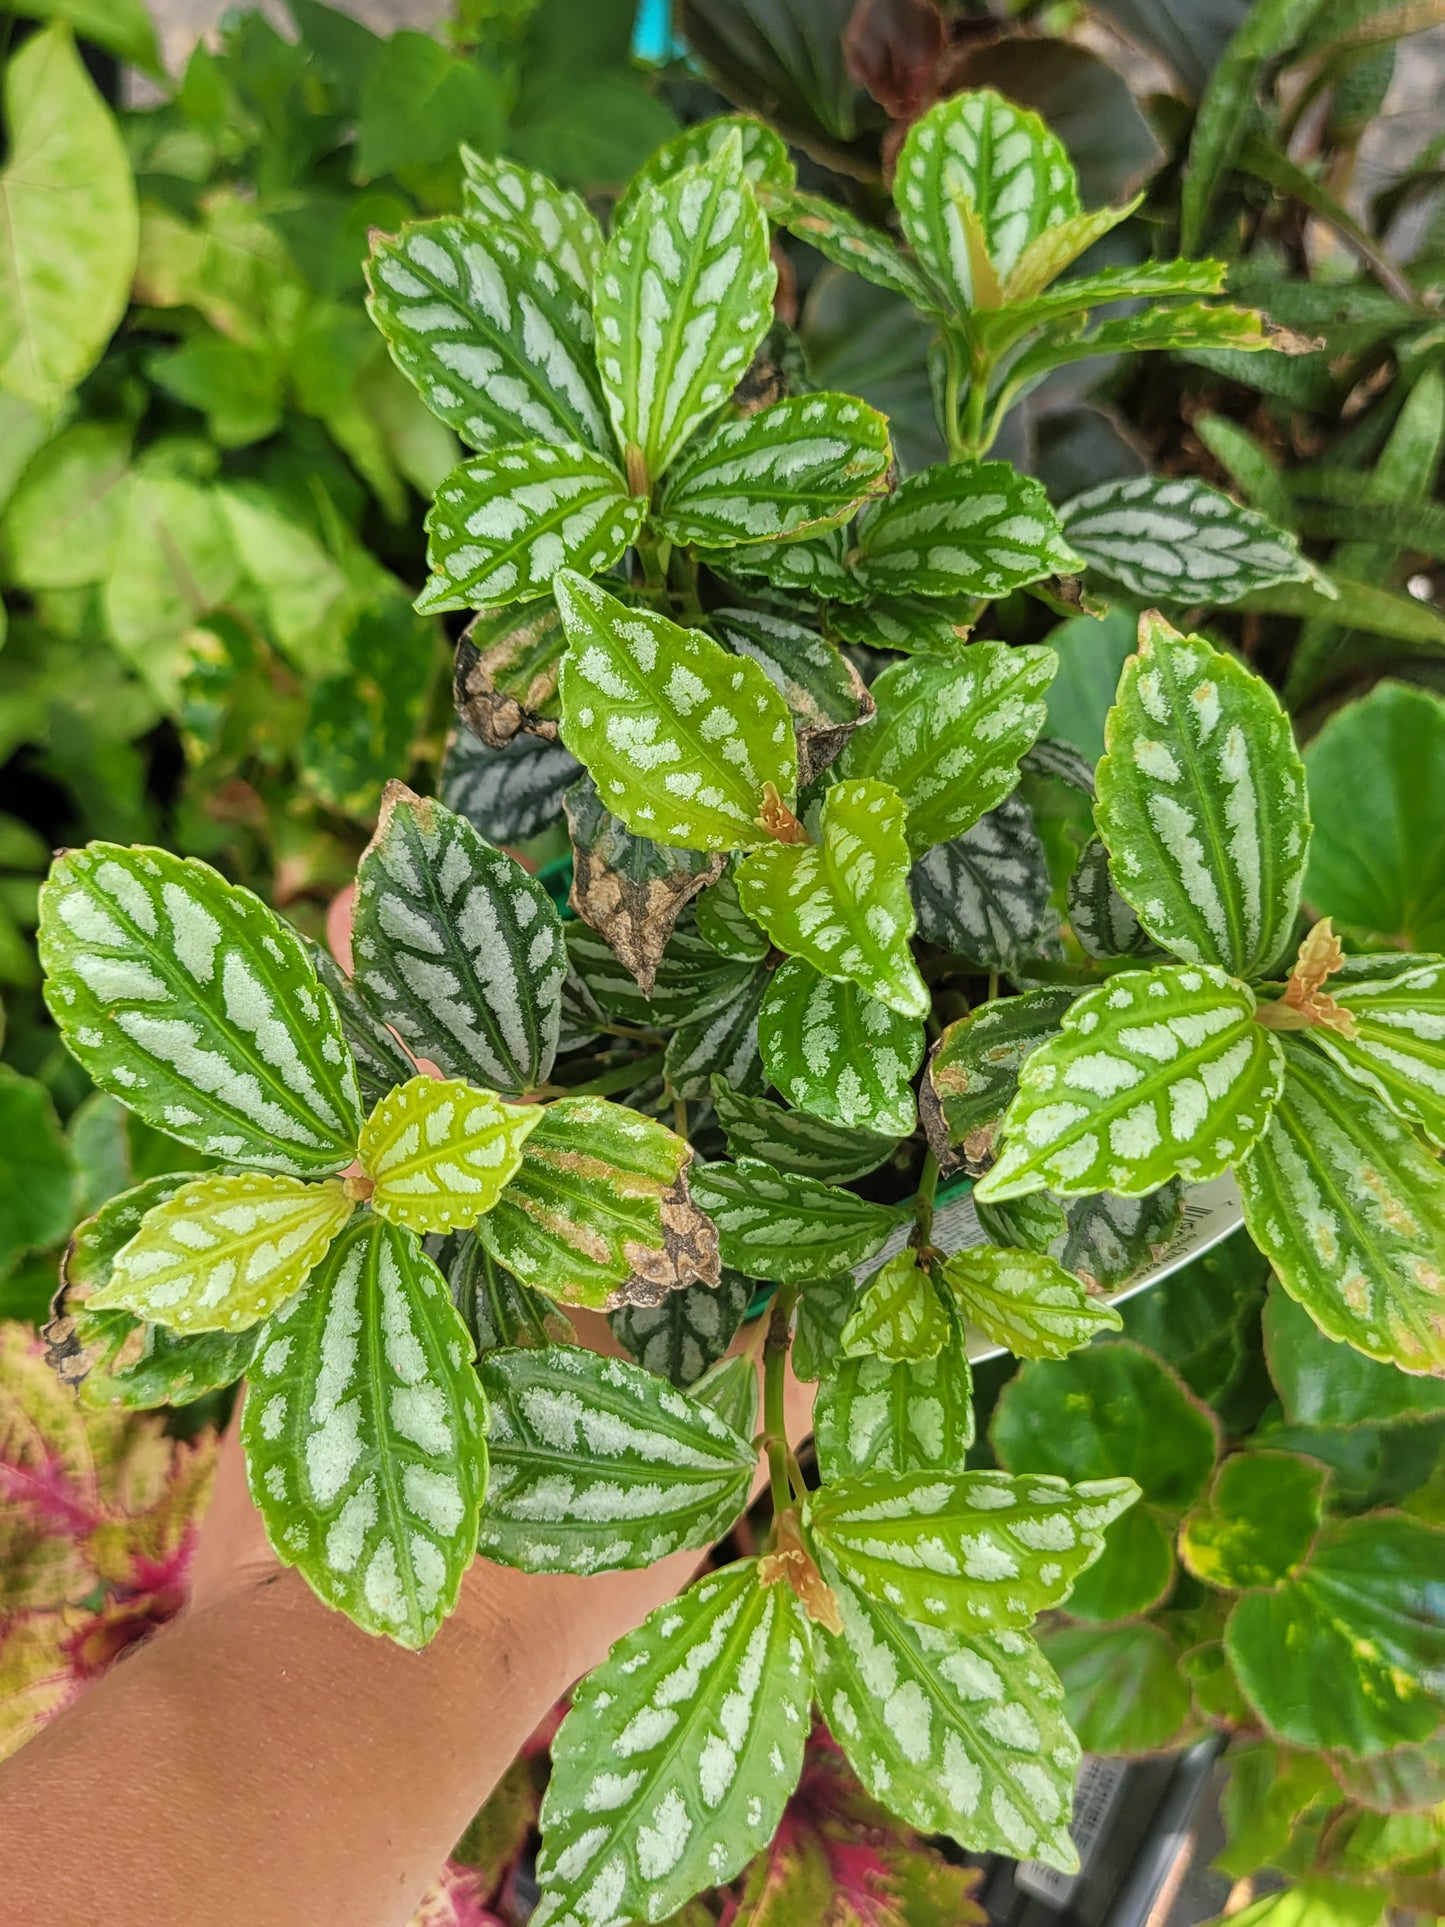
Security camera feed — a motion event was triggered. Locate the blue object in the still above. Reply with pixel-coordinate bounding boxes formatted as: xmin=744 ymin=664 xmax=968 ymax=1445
xmin=631 ymin=0 xmax=687 ymax=67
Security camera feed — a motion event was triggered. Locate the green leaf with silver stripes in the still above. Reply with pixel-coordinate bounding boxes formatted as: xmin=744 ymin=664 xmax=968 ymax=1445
xmin=594 ymin=147 xmax=776 ymax=484
xmin=453 ymin=599 xmax=567 ymax=748
xmin=418 ymin=442 xmax=644 ymax=612
xmin=759 ymin=958 xmax=923 ymax=1140
xmin=842 ymin=1250 xmax=950 ymax=1363
xmin=813 ymin=1565 xmax=1081 ymax=1870
xmin=610 ymin=1268 xmax=754 ymax=1387
xmin=39 ymin=843 xmax=362 ymax=1176
xmin=925 ymin=989 xmax=1076 ymax=1175
xmin=737 ymin=779 xmax=927 ymax=1019
xmin=977 ymin=965 xmax=1285 ymax=1201
xmin=1060 ymin=1182 xmax=1185 ymax=1292
xmin=711 ymin=608 xmax=872 ymax=786
xmin=694 ymin=859 xmax=769 ymax=963
xmin=443 ymin=1231 xmax=574 ymax=1354
xmin=1096 ymin=616 xmax=1310 ymax=980
xmin=654 ymin=393 xmax=890 ymax=549
xmin=779 ymin=188 xmax=947 ymax=312
xmin=459 ymin=149 xmax=602 ymax=295
xmin=807 ymin=1468 xmax=1138 ymax=1631
xmin=475 ymin=1344 xmax=754 ymax=1573
xmin=690 ymin=1158 xmax=906 ymax=1285
xmin=357 ymin=1075 xmax=542 ymax=1236
xmin=838 ymin=644 xmax=1055 ymax=857
xmin=1237 ymin=1038 xmax=1445 ymax=1375
xmin=352 ymin=782 xmax=566 ymax=1096
xmin=241 ymin=1214 xmax=488 ymax=1649
xmin=662 ymin=965 xmax=768 ymax=1103
xmin=854 ymin=464 xmax=1082 ymax=602
xmin=555 ymin=571 xmax=798 ymax=851
xmin=1059 ymin=476 xmax=1313 ymax=606
xmin=910 ymin=797 xmax=1056 ymax=971
xmin=710 ymin=1076 xmax=900 ymax=1186
xmin=309 ymin=941 xmax=416 ymax=1110
xmin=613 ymin=113 xmax=796 ymax=227
xmin=534 ymin=1560 xmax=811 ymax=1927
xmin=1308 ymin=957 xmax=1445 ymax=1150
xmin=365 ymin=218 xmax=609 ymax=454
xmin=814 ymin=1300 xmax=974 ymax=1483
xmin=476 ymin=1096 xmax=719 ymax=1311
xmin=894 ymin=90 xmax=1081 ymax=310
xmin=1066 ymin=834 xmax=1162 ymax=962
xmin=941 ymin=1246 xmax=1123 ymax=1361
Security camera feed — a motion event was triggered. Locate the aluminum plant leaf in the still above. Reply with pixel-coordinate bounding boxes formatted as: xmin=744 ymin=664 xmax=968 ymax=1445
xmin=814 ymin=1302 xmax=974 ymax=1482
xmin=842 ymin=1251 xmax=950 ymax=1363
xmin=443 ymin=1231 xmax=574 ymax=1354
xmin=39 ymin=843 xmax=362 ymax=1176
xmin=1179 ymin=1450 xmax=1327 ymax=1593
xmin=710 ymin=1076 xmax=900 ymax=1186
xmin=942 ymin=1247 xmax=1123 ymax=1360
xmin=594 ymin=149 xmax=777 ymax=483
xmin=352 ymin=782 xmax=566 ymax=1095
xmin=837 ymin=645 xmax=1056 ymax=857
xmin=813 ymin=1567 xmax=1080 ymax=1870
xmin=453 ymin=600 xmax=566 ymax=747
xmin=998 ymin=198 xmax=1144 ymax=305
xmin=91 ymin=1171 xmax=353 ymax=1335
xmin=357 ymin=1075 xmax=542 ymax=1236
xmin=976 ymin=965 xmax=1285 ymax=1201
xmin=737 ymin=779 xmax=928 ymax=1019
xmin=1066 ymin=834 xmax=1161 ymax=961
xmin=792 ymin=1274 xmax=857 ymax=1383
xmin=711 ymin=608 xmax=873 ymax=786
xmin=894 ymin=90 xmax=1081 ymax=309
xmin=610 ymin=1268 xmax=754 ymax=1387
xmin=758 ymin=958 xmax=922 ymax=1139
xmin=555 ymin=571 xmax=797 ymax=851
xmin=564 ymin=917 xmax=755 ymax=1031
xmin=1237 ymin=1039 xmax=1445 ymax=1376
xmin=694 ymin=859 xmax=769 ymax=963
xmin=1309 ymin=957 xmax=1445 ymax=1150
xmin=476 ymin=1344 xmax=754 ymax=1573
xmin=308 ymin=942 xmax=416 ymax=1109
xmin=689 ymin=1352 xmax=759 ymax=1439
xmin=778 ymin=188 xmax=947 ymax=311
xmin=662 ymin=964 xmax=768 ymax=1102
xmin=475 ymin=1096 xmax=719 ymax=1311
xmin=534 ymin=1560 xmax=811 ymax=1927
xmin=1225 ymin=1515 xmax=1445 ymax=1756
xmin=910 ymin=797 xmax=1055 ymax=970
xmin=708 ymin=523 xmax=862 ymax=602
xmin=1095 ymin=615 xmax=1310 ymax=979
xmin=1060 ymin=1181 xmax=1185 ymax=1291
xmin=654 ymin=393 xmax=891 ymax=548
xmin=418 ymin=442 xmax=645 ymax=612
xmin=806 ymin=1469 xmax=1137 ymax=1631
xmin=241 ymin=1214 xmax=488 ymax=1648
xmin=690 ymin=1158 xmax=906 ymax=1285
xmin=1059 ymin=475 xmax=1314 ymax=605
xmin=613 ymin=113 xmax=796 ymax=226
xmin=925 ymin=989 xmax=1076 ymax=1175
xmin=365 ymin=217 xmax=608 ymax=454
xmin=458 ymin=149 xmax=602 ymax=294
xmin=439 ymin=726 xmax=580 ymax=844
xmin=854 ymin=464 xmax=1082 ymax=601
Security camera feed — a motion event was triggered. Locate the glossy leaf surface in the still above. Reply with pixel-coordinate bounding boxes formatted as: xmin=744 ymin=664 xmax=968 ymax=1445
xmin=711 ymin=1075 xmax=899 ymax=1186
xmin=910 ymin=797 xmax=1054 ymax=970
xmin=690 ymin=1158 xmax=905 ymax=1286
xmin=1059 ymin=475 xmax=1313 ymax=604
xmin=758 ymin=958 xmax=922 ymax=1139
xmin=610 ymin=1269 xmax=753 ymax=1387
xmin=841 ymin=1251 xmax=949 ymax=1363
xmin=942 ymin=1246 xmax=1123 ymax=1360
xmin=854 ymin=464 xmax=1081 ymax=601
xmin=358 ymin=1076 xmax=541 ymax=1235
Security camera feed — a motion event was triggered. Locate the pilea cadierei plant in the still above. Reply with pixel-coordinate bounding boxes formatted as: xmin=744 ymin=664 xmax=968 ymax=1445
xmin=32 ymin=87 xmax=1445 ymax=1927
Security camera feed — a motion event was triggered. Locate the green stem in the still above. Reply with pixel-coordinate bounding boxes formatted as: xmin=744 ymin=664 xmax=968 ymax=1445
xmin=763 ymin=1284 xmax=798 ymax=1529
xmin=943 ymin=338 xmax=966 ymax=460
xmin=668 ymin=547 xmax=705 ymax=620
xmin=911 ymin=1147 xmax=940 ymax=1254
xmin=987 ymin=970 xmax=1000 ymax=1003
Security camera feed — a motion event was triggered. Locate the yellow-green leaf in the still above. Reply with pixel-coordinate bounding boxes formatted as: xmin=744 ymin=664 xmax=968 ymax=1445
xmin=359 ymin=1075 xmax=542 ymax=1235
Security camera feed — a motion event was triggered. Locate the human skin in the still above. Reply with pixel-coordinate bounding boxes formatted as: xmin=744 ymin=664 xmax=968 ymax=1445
xmin=0 ymin=1316 xmax=815 ymax=1927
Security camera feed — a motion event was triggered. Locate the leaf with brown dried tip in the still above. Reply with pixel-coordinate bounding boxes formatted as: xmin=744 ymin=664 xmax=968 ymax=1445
xmin=453 ymin=600 xmax=566 ymax=748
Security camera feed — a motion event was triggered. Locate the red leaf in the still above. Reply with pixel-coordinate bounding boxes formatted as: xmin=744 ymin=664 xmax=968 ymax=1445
xmin=843 ymin=0 xmax=946 ymax=122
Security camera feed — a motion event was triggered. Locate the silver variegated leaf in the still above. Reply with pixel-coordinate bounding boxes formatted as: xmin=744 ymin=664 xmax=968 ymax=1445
xmin=1061 ymin=1181 xmax=1185 ymax=1292
xmin=694 ymin=859 xmax=769 ymax=963
xmin=1311 ymin=957 xmax=1445 ymax=1150
xmin=453 ymin=599 xmax=566 ymax=747
xmin=779 ymin=189 xmax=947 ymax=311
xmin=610 ymin=1267 xmax=754 ymax=1387
xmin=941 ymin=1246 xmax=1123 ymax=1361
xmin=689 ymin=1351 xmax=760 ymax=1438
xmin=534 ymin=1560 xmax=811 ymax=1927
xmin=418 ymin=442 xmax=644 ymax=612
xmin=241 ymin=1214 xmax=488 ymax=1649
xmin=708 ymin=523 xmax=862 ymax=602
xmin=1059 ymin=475 xmax=1313 ymax=605
xmin=1095 ymin=615 xmax=1309 ymax=980
xmin=910 ymin=795 xmax=1056 ymax=970
xmin=827 ymin=596 xmax=969 ymax=655
xmin=365 ymin=218 xmax=609 ymax=454
xmin=842 ymin=1250 xmax=950 ymax=1363
xmin=358 ymin=1075 xmax=542 ymax=1236
xmin=854 ymin=464 xmax=1082 ymax=601
xmin=663 ymin=963 xmax=768 ymax=1103
xmin=925 ymin=989 xmax=1076 ymax=1175
xmin=564 ymin=917 xmax=754 ymax=1032
xmin=710 ymin=1075 xmax=900 ymax=1186
xmin=475 ymin=1343 xmax=754 ymax=1572
xmin=439 ymin=725 xmax=580 ymax=844
xmin=443 ymin=1231 xmax=574 ymax=1353
xmin=977 ymin=965 xmax=1285 ymax=1201
xmin=711 ymin=607 xmax=873 ymax=786
xmin=1238 ymin=1038 xmax=1445 ymax=1375
xmin=792 ymin=1273 xmax=857 ymax=1382
xmin=352 ymin=782 xmax=566 ymax=1095
xmin=1066 ymin=834 xmax=1161 ymax=961
xmin=459 ymin=149 xmax=602 ymax=294
xmin=758 ymin=958 xmax=923 ymax=1140
xmin=39 ymin=843 xmax=362 ymax=1176
xmin=309 ymin=941 xmax=416 ymax=1109
xmin=690 ymin=1157 xmax=906 ymax=1285
xmin=613 ymin=113 xmax=796 ymax=226
xmin=815 ymin=1299 xmax=974 ymax=1482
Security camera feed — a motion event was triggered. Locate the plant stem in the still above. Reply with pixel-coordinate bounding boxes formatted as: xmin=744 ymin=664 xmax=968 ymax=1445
xmin=911 ymin=1147 xmax=940 ymax=1253
xmin=987 ymin=970 xmax=999 ymax=1003
xmin=943 ymin=339 xmax=966 ymax=460
xmin=763 ymin=1284 xmax=799 ymax=1529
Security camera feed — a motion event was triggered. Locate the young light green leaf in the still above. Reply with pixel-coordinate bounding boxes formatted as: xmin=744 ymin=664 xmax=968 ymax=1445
xmin=242 ymin=1214 xmax=488 ymax=1649
xmin=614 ymin=114 xmax=797 ymax=227
xmin=837 ymin=644 xmax=1055 ymax=857
xmin=555 ymin=571 xmax=797 ymax=851
xmin=1237 ymin=1038 xmax=1445 ymax=1376
xmin=807 ymin=1469 xmax=1138 ymax=1631
xmin=711 ymin=608 xmax=872 ymax=786
xmin=610 ymin=1269 xmax=754 ymax=1387
xmin=476 ymin=1095 xmax=719 ymax=1311
xmin=365 ymin=217 xmax=609 ymax=453
xmin=778 ymin=189 xmax=948 ymax=312
xmin=663 ymin=964 xmax=768 ymax=1103
xmin=1000 ymin=197 xmax=1144 ymax=304
xmin=1308 ymin=958 xmax=1445 ymax=1150
xmin=814 ymin=1568 xmax=1080 ymax=1870
xmin=308 ymin=942 xmax=416 ymax=1110
xmin=894 ymin=90 xmax=1081 ymax=308
xmin=1059 ymin=475 xmax=1314 ymax=605
xmin=443 ymin=1231 xmax=574 ymax=1353
xmin=418 ymin=442 xmax=644 ymax=612
xmin=690 ymin=1158 xmax=906 ymax=1286
xmin=854 ymin=464 xmax=1082 ymax=601
xmin=942 ymin=1246 xmax=1123 ymax=1360
xmin=1179 ymin=1450 xmax=1327 ymax=1592
xmin=977 ymin=965 xmax=1285 ymax=1201
xmin=842 ymin=1251 xmax=950 ymax=1363
xmin=352 ymin=782 xmax=566 ymax=1095
xmin=758 ymin=958 xmax=923 ymax=1140
xmin=710 ymin=1076 xmax=900 ymax=1186
xmin=453 ymin=599 xmax=567 ymax=748
xmin=1096 ymin=616 xmax=1310 ymax=979
xmin=534 ymin=1560 xmax=811 ymax=1927
xmin=654 ymin=393 xmax=890 ymax=548
xmin=925 ymin=990 xmax=1076 ymax=1175
xmin=694 ymin=860 xmax=769 ymax=963
xmin=39 ymin=843 xmax=362 ymax=1176
xmin=737 ymin=779 xmax=928 ymax=1019
xmin=476 ymin=1344 xmax=753 ymax=1573
xmin=1066 ymin=833 xmax=1161 ymax=961
xmin=92 ymin=1171 xmax=352 ymax=1335
xmin=357 ymin=1075 xmax=542 ymax=1235
xmin=594 ymin=150 xmax=777 ymax=484
xmin=910 ymin=797 xmax=1056 ymax=970
xmin=814 ymin=1308 xmax=974 ymax=1482
xmin=459 ymin=149 xmax=602 ymax=294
